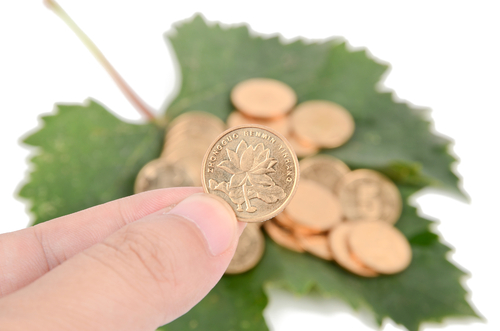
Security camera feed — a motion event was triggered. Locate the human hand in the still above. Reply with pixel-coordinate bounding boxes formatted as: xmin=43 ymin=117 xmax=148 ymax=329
xmin=0 ymin=187 xmax=245 ymax=330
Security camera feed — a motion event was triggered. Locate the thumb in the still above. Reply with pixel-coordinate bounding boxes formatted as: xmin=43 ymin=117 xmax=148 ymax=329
xmin=0 ymin=193 xmax=244 ymax=331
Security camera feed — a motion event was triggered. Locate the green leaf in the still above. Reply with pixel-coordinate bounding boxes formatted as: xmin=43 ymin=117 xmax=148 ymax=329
xmin=159 ymin=272 xmax=269 ymax=331
xmin=19 ymin=99 xmax=163 ymax=225
xmin=165 ymin=15 xmax=463 ymax=198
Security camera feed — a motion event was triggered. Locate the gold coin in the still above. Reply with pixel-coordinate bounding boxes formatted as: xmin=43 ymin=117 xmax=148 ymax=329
xmin=327 ymin=222 xmax=378 ymax=277
xmin=163 ymin=125 xmax=225 ymax=158
xmin=273 ymin=211 xmax=296 ymax=230
xmin=134 ymin=158 xmax=195 ymax=193
xmin=201 ymin=125 xmax=299 ymax=222
xmin=291 ymin=100 xmax=355 ymax=148
xmin=161 ymin=112 xmax=226 ymax=185
xmin=263 ymin=220 xmax=304 ymax=253
xmin=348 ymin=220 xmax=412 ymax=274
xmin=293 ymin=223 xmax=324 ymax=236
xmin=167 ymin=111 xmax=226 ymax=133
xmin=231 ymin=78 xmax=297 ymax=118
xmin=296 ymin=232 xmax=333 ymax=260
xmin=225 ymin=223 xmax=265 ymax=275
xmin=162 ymin=142 xmax=209 ymax=160
xmin=337 ymin=169 xmax=402 ymax=224
xmin=287 ymin=133 xmax=319 ymax=158
xmin=275 ymin=211 xmax=322 ymax=236
xmin=166 ymin=123 xmax=223 ymax=141
xmin=161 ymin=148 xmax=207 ymax=186
xmin=164 ymin=131 xmax=224 ymax=155
xmin=227 ymin=111 xmax=291 ymax=136
xmin=299 ymin=155 xmax=350 ymax=194
xmin=171 ymin=155 xmax=204 ymax=186
xmin=285 ymin=179 xmax=342 ymax=232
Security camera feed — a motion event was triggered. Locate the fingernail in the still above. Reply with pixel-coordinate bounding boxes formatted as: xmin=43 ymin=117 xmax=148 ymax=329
xmin=167 ymin=193 xmax=237 ymax=256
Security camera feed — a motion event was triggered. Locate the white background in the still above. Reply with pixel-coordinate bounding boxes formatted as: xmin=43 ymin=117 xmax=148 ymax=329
xmin=1 ymin=1 xmax=499 ymax=330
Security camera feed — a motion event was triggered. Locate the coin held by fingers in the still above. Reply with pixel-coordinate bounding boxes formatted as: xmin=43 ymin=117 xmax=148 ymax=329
xmin=201 ymin=125 xmax=300 ymax=223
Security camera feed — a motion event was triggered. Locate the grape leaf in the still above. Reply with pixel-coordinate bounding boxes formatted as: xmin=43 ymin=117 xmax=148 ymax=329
xmin=19 ymin=100 xmax=163 ymax=225
xmin=165 ymin=16 xmax=463 ymax=198
xmin=159 ymin=270 xmax=269 ymax=331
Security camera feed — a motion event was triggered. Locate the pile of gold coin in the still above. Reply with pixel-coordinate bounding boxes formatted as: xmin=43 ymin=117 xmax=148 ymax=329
xmin=265 ymin=158 xmax=411 ymax=277
xmin=135 ymin=77 xmax=412 ymax=277
xmin=227 ymin=78 xmax=411 ymax=276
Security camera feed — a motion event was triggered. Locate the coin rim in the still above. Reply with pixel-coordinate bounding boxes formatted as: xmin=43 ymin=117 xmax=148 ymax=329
xmin=290 ymin=100 xmax=355 ymax=148
xmin=167 ymin=111 xmax=226 ymax=130
xmin=299 ymin=155 xmax=351 ymax=178
xmin=134 ymin=158 xmax=195 ymax=194
xmin=230 ymin=78 xmax=297 ymax=119
xmin=327 ymin=222 xmax=378 ymax=277
xmin=296 ymin=232 xmax=334 ymax=261
xmin=227 ymin=110 xmax=291 ymax=136
xmin=225 ymin=224 xmax=266 ymax=275
xmin=287 ymin=133 xmax=319 ymax=158
xmin=201 ymin=124 xmax=300 ymax=223
xmin=347 ymin=220 xmax=412 ymax=274
xmin=263 ymin=220 xmax=304 ymax=252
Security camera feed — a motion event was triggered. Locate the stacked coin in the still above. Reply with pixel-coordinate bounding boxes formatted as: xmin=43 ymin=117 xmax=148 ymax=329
xmin=228 ymin=78 xmax=411 ymax=276
xmin=264 ymin=156 xmax=411 ymax=277
xmin=134 ymin=111 xmax=226 ymax=193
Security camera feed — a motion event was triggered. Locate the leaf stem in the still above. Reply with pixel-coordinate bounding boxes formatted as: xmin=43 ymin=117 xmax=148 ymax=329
xmin=43 ymin=0 xmax=156 ymax=121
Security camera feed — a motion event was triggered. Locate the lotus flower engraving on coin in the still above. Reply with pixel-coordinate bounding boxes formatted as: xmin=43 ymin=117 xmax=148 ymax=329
xmin=209 ymin=140 xmax=286 ymax=212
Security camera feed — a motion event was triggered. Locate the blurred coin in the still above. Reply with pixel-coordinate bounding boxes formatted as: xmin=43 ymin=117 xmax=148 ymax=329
xmin=285 ymin=179 xmax=342 ymax=232
xmin=291 ymin=100 xmax=354 ymax=148
xmin=134 ymin=158 xmax=195 ymax=193
xmin=167 ymin=111 xmax=226 ymax=133
xmin=165 ymin=126 xmax=223 ymax=150
xmin=231 ymin=78 xmax=297 ymax=118
xmin=227 ymin=111 xmax=291 ymax=136
xmin=293 ymin=223 xmax=324 ymax=236
xmin=263 ymin=220 xmax=304 ymax=253
xmin=160 ymin=111 xmax=226 ymax=186
xmin=275 ymin=211 xmax=320 ymax=235
xmin=273 ymin=211 xmax=296 ymax=230
xmin=287 ymin=133 xmax=319 ymax=158
xmin=162 ymin=142 xmax=209 ymax=159
xmin=337 ymin=169 xmax=402 ymax=224
xmin=296 ymin=232 xmax=334 ymax=260
xmin=348 ymin=220 xmax=412 ymax=274
xmin=300 ymin=155 xmax=350 ymax=194
xmin=202 ymin=125 xmax=299 ymax=223
xmin=225 ymin=223 xmax=265 ymax=275
xmin=327 ymin=222 xmax=378 ymax=277
xmin=176 ymin=156 xmax=204 ymax=186
xmin=166 ymin=123 xmax=223 ymax=140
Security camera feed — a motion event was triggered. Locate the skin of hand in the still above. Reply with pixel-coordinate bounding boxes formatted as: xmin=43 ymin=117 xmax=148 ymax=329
xmin=0 ymin=187 xmax=246 ymax=330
